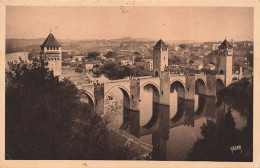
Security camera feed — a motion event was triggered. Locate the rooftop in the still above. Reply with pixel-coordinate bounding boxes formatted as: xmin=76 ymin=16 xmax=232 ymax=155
xmin=218 ymin=39 xmax=233 ymax=49
xmin=41 ymin=32 xmax=61 ymax=48
xmin=154 ymin=39 xmax=167 ymax=48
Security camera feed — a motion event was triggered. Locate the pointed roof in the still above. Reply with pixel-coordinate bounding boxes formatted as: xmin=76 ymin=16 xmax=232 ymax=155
xmin=41 ymin=33 xmax=61 ymax=48
xmin=218 ymin=39 xmax=233 ymax=49
xmin=154 ymin=39 xmax=167 ymax=48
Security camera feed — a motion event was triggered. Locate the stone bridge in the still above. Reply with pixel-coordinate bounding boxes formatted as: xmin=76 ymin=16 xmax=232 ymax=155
xmin=78 ymin=71 xmax=226 ymax=116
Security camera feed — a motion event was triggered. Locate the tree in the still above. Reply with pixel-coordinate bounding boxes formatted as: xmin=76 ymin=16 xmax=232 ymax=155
xmin=187 ymin=78 xmax=253 ymax=161
xmin=105 ymin=51 xmax=117 ymax=58
xmin=88 ymin=52 xmax=99 ymax=59
xmin=247 ymin=53 xmax=253 ymax=67
xmin=100 ymin=63 xmax=131 ymax=80
xmin=233 ymin=63 xmax=240 ymax=73
xmin=5 ymin=59 xmax=128 ymax=160
xmin=179 ymin=44 xmax=187 ymax=50
xmin=134 ymin=56 xmax=142 ymax=62
xmin=169 ymin=56 xmax=181 ymax=65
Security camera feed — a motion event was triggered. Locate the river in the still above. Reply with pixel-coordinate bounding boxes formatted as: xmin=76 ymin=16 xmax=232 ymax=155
xmin=62 ymin=67 xmax=250 ymax=161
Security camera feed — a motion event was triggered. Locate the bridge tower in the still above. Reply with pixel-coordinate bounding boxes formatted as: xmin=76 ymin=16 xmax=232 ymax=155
xmin=217 ymin=39 xmax=233 ymax=86
xmin=40 ymin=30 xmax=62 ymax=76
xmin=153 ymin=39 xmax=168 ymax=77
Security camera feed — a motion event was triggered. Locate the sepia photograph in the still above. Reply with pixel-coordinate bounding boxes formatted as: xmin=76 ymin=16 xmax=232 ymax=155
xmin=0 ymin=2 xmax=259 ymax=168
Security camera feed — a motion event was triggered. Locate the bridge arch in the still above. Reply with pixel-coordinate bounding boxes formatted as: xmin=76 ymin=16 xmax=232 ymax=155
xmin=195 ymin=76 xmax=206 ymax=86
xmin=103 ymin=85 xmax=130 ymax=130
xmin=170 ymin=79 xmax=186 ymax=89
xmin=232 ymin=77 xmax=238 ymax=82
xmin=140 ymin=82 xmax=160 ymax=92
xmin=195 ymin=78 xmax=206 ymax=95
xmin=216 ymin=78 xmax=225 ymax=93
xmin=104 ymin=85 xmax=130 ymax=98
xmin=216 ymin=76 xmax=225 ymax=85
xmin=140 ymin=82 xmax=160 ymax=129
xmin=170 ymin=80 xmax=185 ymax=99
xmin=79 ymin=91 xmax=95 ymax=108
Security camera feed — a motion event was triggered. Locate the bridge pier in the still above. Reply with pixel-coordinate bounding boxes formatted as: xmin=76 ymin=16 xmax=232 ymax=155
xmin=94 ymin=83 xmax=104 ymax=115
xmin=158 ymin=71 xmax=170 ymax=132
xmin=185 ymin=76 xmax=195 ymax=100
xmin=205 ymin=75 xmax=216 ymax=97
xmin=128 ymin=78 xmax=141 ymax=137
xmin=159 ymin=71 xmax=170 ymax=105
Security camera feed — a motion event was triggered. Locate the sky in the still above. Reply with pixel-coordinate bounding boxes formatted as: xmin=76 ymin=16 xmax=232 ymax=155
xmin=6 ymin=6 xmax=253 ymax=42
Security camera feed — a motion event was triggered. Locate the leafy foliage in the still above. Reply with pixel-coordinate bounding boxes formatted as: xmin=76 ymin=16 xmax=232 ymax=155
xmin=88 ymin=52 xmax=100 ymax=59
xmin=104 ymin=51 xmax=117 ymax=58
xmin=134 ymin=56 xmax=142 ymax=62
xmin=100 ymin=63 xmax=131 ymax=80
xmin=179 ymin=44 xmax=187 ymax=50
xmin=5 ymin=59 xmax=127 ymax=160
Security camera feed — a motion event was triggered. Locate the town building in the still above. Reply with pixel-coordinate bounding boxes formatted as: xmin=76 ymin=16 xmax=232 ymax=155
xmin=84 ymin=62 xmax=94 ymax=71
xmin=106 ymin=58 xmax=116 ymax=62
xmin=93 ymin=64 xmax=100 ymax=73
xmin=212 ymin=44 xmax=221 ymax=50
xmin=204 ymin=63 xmax=216 ymax=70
xmin=174 ymin=45 xmax=180 ymax=51
xmin=203 ymin=44 xmax=209 ymax=49
xmin=121 ymin=59 xmax=133 ymax=66
xmin=74 ymin=55 xmax=85 ymax=62
xmin=191 ymin=63 xmax=204 ymax=70
xmin=40 ymin=30 xmax=62 ymax=76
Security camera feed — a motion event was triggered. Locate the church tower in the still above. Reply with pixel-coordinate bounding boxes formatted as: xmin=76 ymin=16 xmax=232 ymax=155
xmin=40 ymin=30 xmax=62 ymax=76
xmin=217 ymin=39 xmax=233 ymax=86
xmin=153 ymin=39 xmax=168 ymax=77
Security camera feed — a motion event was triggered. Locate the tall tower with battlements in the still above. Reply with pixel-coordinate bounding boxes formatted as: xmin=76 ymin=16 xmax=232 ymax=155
xmin=40 ymin=30 xmax=62 ymax=76
xmin=217 ymin=38 xmax=233 ymax=86
xmin=153 ymin=39 xmax=168 ymax=77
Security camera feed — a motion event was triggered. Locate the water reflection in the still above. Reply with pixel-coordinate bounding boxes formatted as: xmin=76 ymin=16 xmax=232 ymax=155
xmin=137 ymin=94 xmax=250 ymax=161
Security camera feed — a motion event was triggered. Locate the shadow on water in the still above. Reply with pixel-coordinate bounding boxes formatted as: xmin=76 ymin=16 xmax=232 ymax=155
xmin=171 ymin=98 xmax=185 ymax=122
xmin=194 ymin=95 xmax=206 ymax=116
